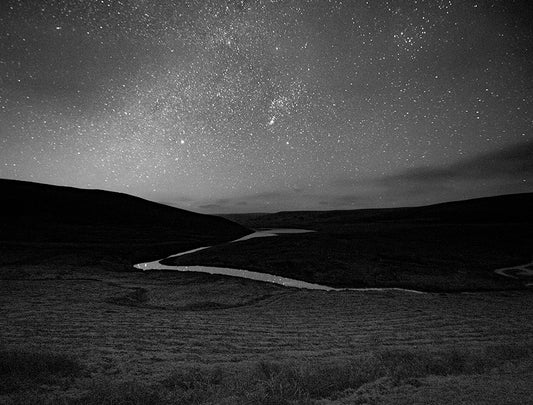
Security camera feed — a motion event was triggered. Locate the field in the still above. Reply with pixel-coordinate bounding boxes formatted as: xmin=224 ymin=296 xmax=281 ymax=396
xmin=167 ymin=222 xmax=532 ymax=292
xmin=2 ymin=185 xmax=533 ymax=403
xmin=1 ymin=262 xmax=533 ymax=404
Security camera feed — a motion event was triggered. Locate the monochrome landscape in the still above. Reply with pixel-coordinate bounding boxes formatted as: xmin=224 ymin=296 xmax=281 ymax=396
xmin=1 ymin=1 xmax=532 ymax=404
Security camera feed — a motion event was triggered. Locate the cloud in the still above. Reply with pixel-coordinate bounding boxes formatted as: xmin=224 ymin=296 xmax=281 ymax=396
xmin=180 ymin=140 xmax=533 ymax=214
xmin=317 ymin=194 xmax=373 ymax=207
xmin=198 ymin=203 xmax=226 ymax=210
xmin=331 ymin=140 xmax=533 ymax=192
xmin=196 ymin=191 xmax=300 ymax=213
xmin=329 ymin=140 xmax=533 ymax=208
xmin=382 ymin=140 xmax=533 ymax=185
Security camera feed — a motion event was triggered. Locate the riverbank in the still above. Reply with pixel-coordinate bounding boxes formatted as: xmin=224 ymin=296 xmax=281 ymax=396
xmin=136 ymin=229 xmax=424 ymax=293
xmin=1 ymin=263 xmax=533 ymax=404
xmin=163 ymin=221 xmax=531 ymax=292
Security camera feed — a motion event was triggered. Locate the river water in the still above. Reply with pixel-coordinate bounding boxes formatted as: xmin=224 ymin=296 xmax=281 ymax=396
xmin=134 ymin=229 xmax=424 ymax=293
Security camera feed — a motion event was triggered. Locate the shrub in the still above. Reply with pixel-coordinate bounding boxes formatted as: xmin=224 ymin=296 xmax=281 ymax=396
xmin=0 ymin=348 xmax=84 ymax=394
xmin=70 ymin=381 xmax=166 ymax=405
xmin=4 ymin=344 xmax=531 ymax=404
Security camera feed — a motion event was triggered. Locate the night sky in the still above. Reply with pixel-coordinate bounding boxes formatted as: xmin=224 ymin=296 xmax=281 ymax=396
xmin=1 ymin=0 xmax=532 ymax=213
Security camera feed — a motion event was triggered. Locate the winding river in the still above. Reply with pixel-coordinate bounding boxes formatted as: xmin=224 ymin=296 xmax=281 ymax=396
xmin=494 ymin=260 xmax=533 ymax=287
xmin=134 ymin=229 xmax=424 ymax=293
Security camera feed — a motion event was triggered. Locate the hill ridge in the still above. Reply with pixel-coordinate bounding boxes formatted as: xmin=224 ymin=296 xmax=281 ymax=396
xmin=0 ymin=178 xmax=251 ymax=264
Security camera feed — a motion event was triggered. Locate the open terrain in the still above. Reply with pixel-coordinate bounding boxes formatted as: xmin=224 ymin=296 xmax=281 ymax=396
xmin=167 ymin=193 xmax=533 ymax=292
xmin=1 ymin=181 xmax=532 ymax=404
xmin=1 ymin=264 xmax=533 ymax=404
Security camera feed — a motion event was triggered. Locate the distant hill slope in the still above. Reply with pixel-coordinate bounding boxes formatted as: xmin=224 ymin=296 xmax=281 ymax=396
xmin=184 ymin=193 xmax=533 ymax=291
xmin=0 ymin=179 xmax=250 ymax=264
xmin=221 ymin=193 xmax=533 ymax=230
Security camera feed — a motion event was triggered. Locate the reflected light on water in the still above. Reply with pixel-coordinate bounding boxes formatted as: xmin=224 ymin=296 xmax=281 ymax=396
xmin=134 ymin=229 xmax=424 ymax=293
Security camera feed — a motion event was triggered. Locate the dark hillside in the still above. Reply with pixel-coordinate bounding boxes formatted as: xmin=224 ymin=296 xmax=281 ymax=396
xmin=221 ymin=193 xmax=533 ymax=230
xmin=181 ymin=193 xmax=533 ymax=291
xmin=0 ymin=179 xmax=250 ymax=265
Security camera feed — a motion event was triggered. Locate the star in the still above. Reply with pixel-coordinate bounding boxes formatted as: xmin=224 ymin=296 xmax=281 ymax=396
xmin=0 ymin=0 xmax=530 ymax=213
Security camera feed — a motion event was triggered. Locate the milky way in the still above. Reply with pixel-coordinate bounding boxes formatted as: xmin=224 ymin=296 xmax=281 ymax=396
xmin=1 ymin=0 xmax=532 ymax=212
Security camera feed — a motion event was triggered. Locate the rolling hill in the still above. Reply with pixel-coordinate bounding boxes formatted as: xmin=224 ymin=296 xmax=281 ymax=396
xmin=171 ymin=193 xmax=533 ymax=291
xmin=221 ymin=192 xmax=533 ymax=230
xmin=0 ymin=179 xmax=251 ymax=265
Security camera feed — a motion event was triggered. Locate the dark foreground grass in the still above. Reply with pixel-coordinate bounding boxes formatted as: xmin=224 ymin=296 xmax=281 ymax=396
xmin=0 ymin=348 xmax=84 ymax=394
xmin=5 ymin=344 xmax=530 ymax=405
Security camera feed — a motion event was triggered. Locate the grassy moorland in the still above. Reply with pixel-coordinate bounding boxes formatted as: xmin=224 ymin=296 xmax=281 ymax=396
xmin=3 ymin=344 xmax=532 ymax=404
xmin=1 ymin=182 xmax=532 ymax=403
xmin=1 ymin=264 xmax=533 ymax=404
xmin=162 ymin=193 xmax=533 ymax=292
xmin=0 ymin=348 xmax=85 ymax=395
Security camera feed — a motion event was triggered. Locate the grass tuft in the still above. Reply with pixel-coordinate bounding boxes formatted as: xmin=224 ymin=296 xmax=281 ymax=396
xmin=0 ymin=348 xmax=84 ymax=394
xmin=3 ymin=344 xmax=531 ymax=404
xmin=70 ymin=381 xmax=166 ymax=405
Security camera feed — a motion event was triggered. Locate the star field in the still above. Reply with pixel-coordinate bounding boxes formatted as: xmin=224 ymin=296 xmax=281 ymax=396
xmin=1 ymin=0 xmax=532 ymax=212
